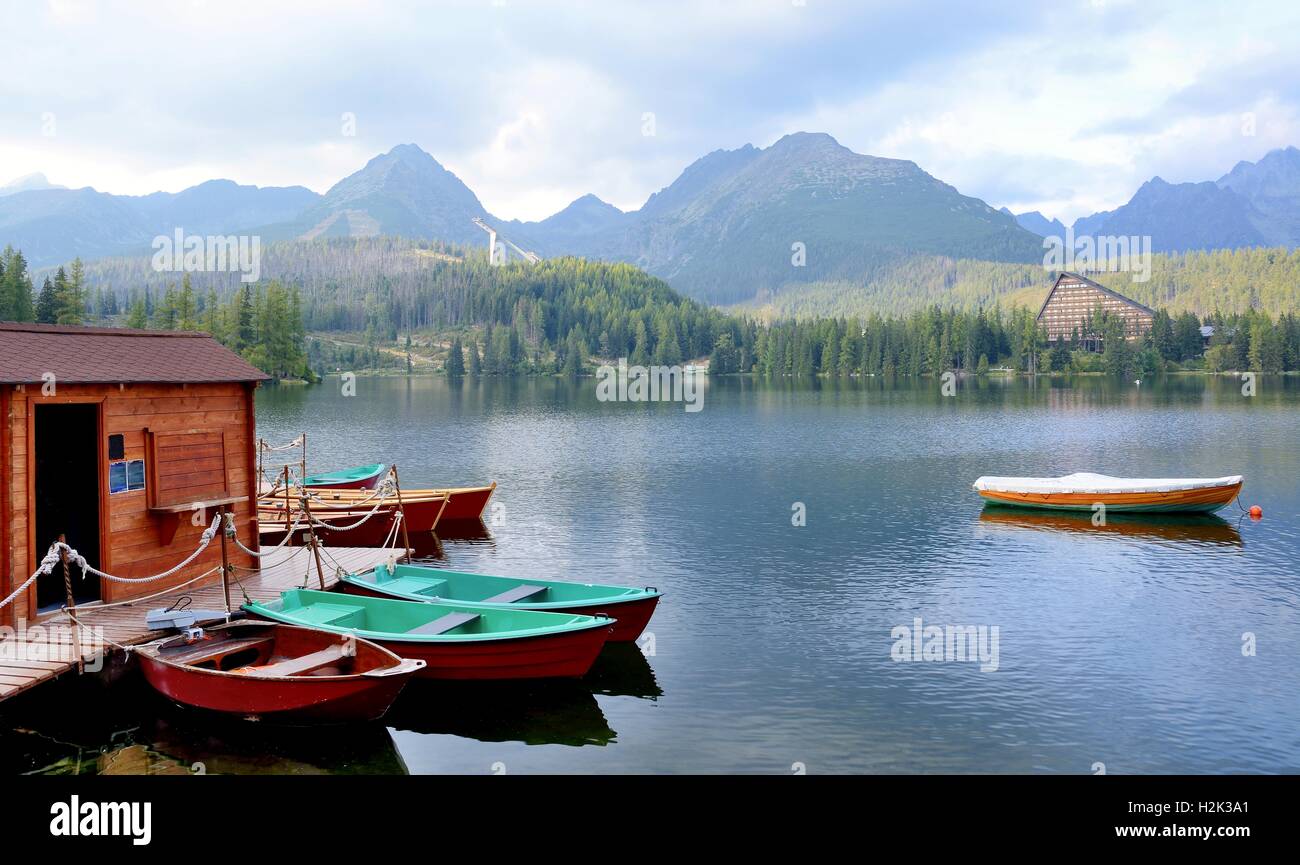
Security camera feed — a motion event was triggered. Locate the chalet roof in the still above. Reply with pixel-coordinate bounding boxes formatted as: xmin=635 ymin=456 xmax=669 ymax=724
xmin=1035 ymin=271 xmax=1156 ymax=321
xmin=0 ymin=322 xmax=269 ymax=385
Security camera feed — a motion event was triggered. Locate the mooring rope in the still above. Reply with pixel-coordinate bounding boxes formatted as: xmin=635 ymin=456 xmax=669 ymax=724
xmin=259 ymin=436 xmax=304 ymax=452
xmin=298 ymin=475 xmax=397 ymax=508
xmin=224 ymin=511 xmax=303 ymax=558
xmin=295 ymin=490 xmax=396 ymax=532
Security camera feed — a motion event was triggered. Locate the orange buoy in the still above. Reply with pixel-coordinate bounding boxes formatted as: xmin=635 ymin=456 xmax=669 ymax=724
xmin=1249 ymin=505 xmax=1263 ymax=520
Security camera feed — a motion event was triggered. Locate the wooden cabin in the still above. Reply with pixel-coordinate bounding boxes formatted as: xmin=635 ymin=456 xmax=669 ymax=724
xmin=0 ymin=323 xmax=267 ymax=626
xmin=1036 ymin=272 xmax=1154 ymax=349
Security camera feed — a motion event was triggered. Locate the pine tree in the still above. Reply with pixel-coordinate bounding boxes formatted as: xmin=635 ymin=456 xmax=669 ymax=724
xmin=126 ymin=297 xmax=149 ymax=329
xmin=468 ymin=337 xmax=482 ymax=375
xmin=36 ymin=272 xmax=62 ymax=323
xmin=446 ymin=336 xmax=466 ymax=376
xmin=55 ymin=258 xmax=86 ymax=325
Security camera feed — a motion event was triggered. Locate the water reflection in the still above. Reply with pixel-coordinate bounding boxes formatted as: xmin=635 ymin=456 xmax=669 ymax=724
xmin=584 ymin=643 xmax=662 ymax=700
xmin=385 ymin=680 xmax=615 ymax=747
xmin=978 ymin=507 xmax=1244 ymax=547
xmin=3 ymin=676 xmax=409 ymax=775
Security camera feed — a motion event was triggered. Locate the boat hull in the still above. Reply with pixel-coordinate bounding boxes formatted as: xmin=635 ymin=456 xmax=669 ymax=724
xmin=135 ymin=626 xmax=418 ymax=724
xmin=432 ymin=484 xmax=496 ymax=521
xmin=254 ymin=623 xmax=613 ymax=681
xmin=977 ymin=481 xmax=1241 ymax=513
xmin=339 ymin=579 xmax=658 ymax=642
xmin=304 ymin=475 xmax=383 ymax=491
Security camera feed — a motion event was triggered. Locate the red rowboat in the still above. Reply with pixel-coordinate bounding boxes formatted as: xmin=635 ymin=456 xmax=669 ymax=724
xmin=258 ymin=493 xmax=448 ymax=547
xmin=430 ymin=483 xmax=497 ymax=521
xmin=303 ymin=483 xmax=497 ymax=523
xmin=135 ymin=621 xmax=424 ymax=724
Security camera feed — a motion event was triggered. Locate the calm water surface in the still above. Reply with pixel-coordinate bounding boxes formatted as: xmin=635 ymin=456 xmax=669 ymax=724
xmin=5 ymin=374 xmax=1299 ymax=774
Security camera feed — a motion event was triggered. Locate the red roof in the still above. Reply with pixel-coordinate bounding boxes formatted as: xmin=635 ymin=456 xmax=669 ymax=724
xmin=0 ymin=322 xmax=270 ymax=384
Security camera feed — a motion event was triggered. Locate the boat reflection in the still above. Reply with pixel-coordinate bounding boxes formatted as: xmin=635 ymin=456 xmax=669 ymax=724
xmin=434 ymin=519 xmax=495 ymax=543
xmin=978 ymin=507 xmax=1243 ymax=547
xmin=5 ymin=675 xmax=410 ymax=775
xmin=385 ymin=679 xmax=616 ymax=747
xmin=145 ymin=715 xmax=410 ymax=775
xmin=584 ymin=643 xmax=662 ymax=700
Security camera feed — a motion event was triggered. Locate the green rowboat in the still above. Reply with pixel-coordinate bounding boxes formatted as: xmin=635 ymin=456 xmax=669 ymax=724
xmin=302 ymin=463 xmax=388 ymax=489
xmin=243 ymin=589 xmax=614 ymax=680
xmin=338 ymin=563 xmax=661 ymax=642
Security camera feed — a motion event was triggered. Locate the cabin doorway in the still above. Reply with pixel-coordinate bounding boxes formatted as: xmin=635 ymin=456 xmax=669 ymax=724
xmin=34 ymin=403 xmax=102 ymax=611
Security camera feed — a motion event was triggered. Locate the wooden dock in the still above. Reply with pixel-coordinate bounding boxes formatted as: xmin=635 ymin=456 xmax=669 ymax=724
xmin=0 ymin=546 xmax=392 ymax=704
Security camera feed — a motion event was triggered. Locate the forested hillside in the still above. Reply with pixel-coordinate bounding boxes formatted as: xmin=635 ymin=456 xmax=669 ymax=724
xmin=740 ymin=246 xmax=1300 ymax=320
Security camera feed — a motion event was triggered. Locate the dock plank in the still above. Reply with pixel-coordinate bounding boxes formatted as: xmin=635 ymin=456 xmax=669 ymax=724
xmin=0 ymin=545 xmax=388 ymax=704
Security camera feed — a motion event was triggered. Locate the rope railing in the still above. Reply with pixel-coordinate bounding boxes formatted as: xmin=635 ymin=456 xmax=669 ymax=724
xmin=259 ymin=436 xmax=304 ymax=452
xmin=0 ymin=515 xmax=221 ymax=612
xmin=224 ymin=511 xmax=304 ymax=558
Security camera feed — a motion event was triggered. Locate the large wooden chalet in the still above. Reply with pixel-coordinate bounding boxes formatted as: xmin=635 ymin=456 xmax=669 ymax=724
xmin=0 ymin=323 xmax=267 ymax=626
xmin=1036 ymin=272 xmax=1154 ymax=349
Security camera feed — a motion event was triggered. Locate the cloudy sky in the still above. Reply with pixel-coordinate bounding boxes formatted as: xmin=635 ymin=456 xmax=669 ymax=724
xmin=1 ymin=0 xmax=1296 ymax=223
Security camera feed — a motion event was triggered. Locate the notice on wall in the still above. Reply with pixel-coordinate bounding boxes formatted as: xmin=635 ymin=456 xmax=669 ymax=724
xmin=109 ymin=459 xmax=147 ymax=494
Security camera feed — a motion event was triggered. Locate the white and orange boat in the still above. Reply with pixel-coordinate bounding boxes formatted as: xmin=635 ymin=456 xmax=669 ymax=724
xmin=973 ymin=473 xmax=1243 ymax=514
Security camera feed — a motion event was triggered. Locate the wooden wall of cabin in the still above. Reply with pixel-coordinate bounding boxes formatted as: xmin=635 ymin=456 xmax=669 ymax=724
xmin=3 ymin=381 xmax=260 ymax=622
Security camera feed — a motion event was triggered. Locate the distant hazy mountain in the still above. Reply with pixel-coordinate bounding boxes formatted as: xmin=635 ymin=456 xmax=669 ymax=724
xmin=1078 ymin=177 xmax=1268 ymax=252
xmin=1066 ymin=147 xmax=1300 ymax=252
xmin=1000 ymin=207 xmax=1065 ymax=238
xmin=0 ymin=172 xmax=65 ymax=197
xmin=1217 ymin=145 xmax=1300 ymax=246
xmin=0 ymin=179 xmax=319 ymax=266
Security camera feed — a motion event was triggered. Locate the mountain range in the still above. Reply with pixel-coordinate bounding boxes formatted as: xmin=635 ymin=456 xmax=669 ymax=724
xmin=1006 ymin=146 xmax=1300 ymax=253
xmin=4 ymin=138 xmax=1300 ymax=307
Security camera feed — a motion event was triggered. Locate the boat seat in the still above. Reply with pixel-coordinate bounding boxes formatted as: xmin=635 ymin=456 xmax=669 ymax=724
xmin=481 ymin=584 xmax=547 ymax=604
xmin=406 ymin=612 xmax=480 ymax=636
xmin=289 ymin=603 xmax=366 ymax=627
xmin=239 ymin=644 xmax=350 ymax=678
xmin=162 ymin=636 xmax=275 ymax=666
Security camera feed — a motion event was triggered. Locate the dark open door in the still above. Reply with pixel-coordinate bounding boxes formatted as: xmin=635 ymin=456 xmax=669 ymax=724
xmin=34 ymin=403 xmax=102 ymax=610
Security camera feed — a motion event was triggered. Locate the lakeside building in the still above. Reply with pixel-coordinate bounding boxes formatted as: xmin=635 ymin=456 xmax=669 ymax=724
xmin=1035 ymin=272 xmax=1154 ymax=351
xmin=0 ymin=323 xmax=266 ymax=625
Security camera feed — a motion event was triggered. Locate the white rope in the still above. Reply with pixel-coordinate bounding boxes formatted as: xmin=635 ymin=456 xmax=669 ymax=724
xmin=296 ymin=490 xmax=395 ymax=532
xmin=224 ymin=511 xmax=303 ymax=558
xmin=300 ymin=475 xmax=396 ymax=508
xmin=1 ymin=516 xmax=221 ymax=610
xmin=66 ymin=567 xmax=221 ymax=613
xmin=0 ymin=545 xmax=63 ymax=610
xmin=60 ymin=515 xmax=222 ymax=585
xmin=259 ymin=436 xmax=303 ymax=452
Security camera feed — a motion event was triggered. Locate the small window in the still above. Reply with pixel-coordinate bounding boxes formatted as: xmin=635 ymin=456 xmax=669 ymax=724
xmin=108 ymin=459 xmax=147 ymax=495
xmin=108 ymin=434 xmax=124 ymax=460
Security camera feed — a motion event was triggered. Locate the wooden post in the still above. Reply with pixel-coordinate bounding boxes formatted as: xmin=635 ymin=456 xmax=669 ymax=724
xmin=58 ymin=534 xmax=84 ymax=675
xmin=282 ymin=464 xmax=292 ymax=535
xmin=390 ymin=465 xmax=414 ymax=563
xmin=300 ymin=432 xmax=307 ymax=483
xmin=218 ymin=505 xmax=232 ymax=617
xmin=257 ymin=438 xmax=264 ymax=493
xmin=299 ymin=495 xmax=328 ymax=590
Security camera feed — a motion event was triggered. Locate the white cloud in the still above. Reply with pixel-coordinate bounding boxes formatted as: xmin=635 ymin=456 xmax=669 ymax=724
xmin=1 ymin=0 xmax=1298 ymax=223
